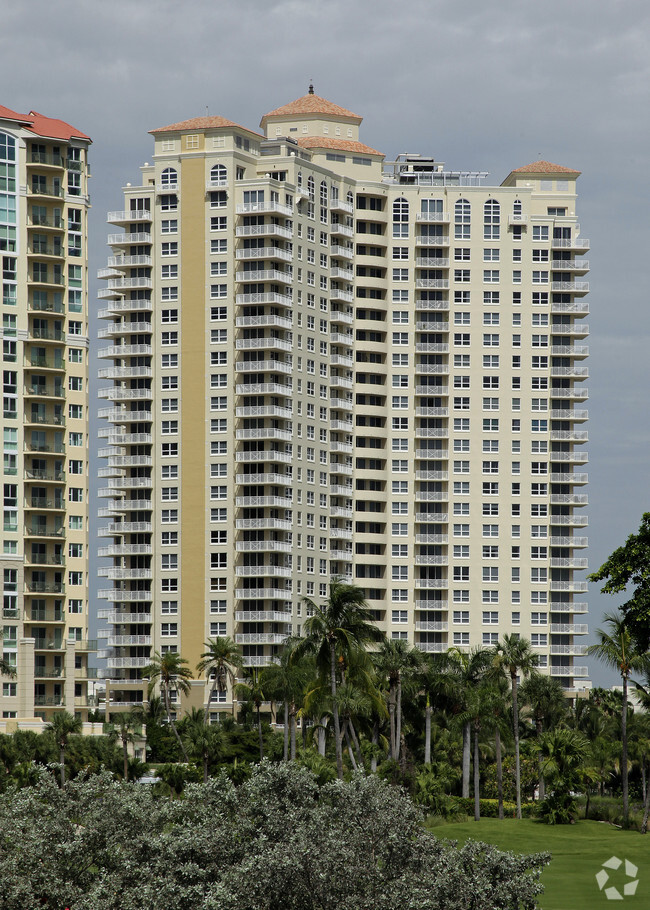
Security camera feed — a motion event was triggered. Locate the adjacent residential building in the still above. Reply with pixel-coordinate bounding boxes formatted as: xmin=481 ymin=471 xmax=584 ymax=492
xmin=0 ymin=106 xmax=92 ymax=724
xmin=97 ymin=90 xmax=589 ymax=718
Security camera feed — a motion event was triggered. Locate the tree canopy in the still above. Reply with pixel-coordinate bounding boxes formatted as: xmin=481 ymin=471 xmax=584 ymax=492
xmin=0 ymin=763 xmax=549 ymax=910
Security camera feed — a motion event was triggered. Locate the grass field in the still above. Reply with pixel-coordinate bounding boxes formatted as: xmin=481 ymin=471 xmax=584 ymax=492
xmin=434 ymin=818 xmax=649 ymax=909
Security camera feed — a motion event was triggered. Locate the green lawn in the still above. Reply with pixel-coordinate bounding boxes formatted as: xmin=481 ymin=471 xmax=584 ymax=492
xmin=434 ymin=818 xmax=649 ymax=909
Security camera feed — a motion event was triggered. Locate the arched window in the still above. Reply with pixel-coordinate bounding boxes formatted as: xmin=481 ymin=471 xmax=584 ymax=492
xmin=454 ymin=198 xmax=470 ymax=240
xmin=513 ymin=199 xmax=522 ymax=215
xmin=484 ymin=199 xmax=500 ymax=240
xmin=346 ymin=190 xmax=354 ymax=206
xmin=161 ymin=167 xmax=178 ymax=188
xmin=320 ymin=180 xmax=328 ymax=206
xmin=307 ymin=176 xmax=315 ymax=201
xmin=392 ymin=197 xmax=409 ymax=238
xmin=210 ymin=164 xmax=226 ymax=186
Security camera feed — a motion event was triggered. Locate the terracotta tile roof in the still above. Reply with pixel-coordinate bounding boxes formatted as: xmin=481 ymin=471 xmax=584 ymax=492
xmin=151 ymin=115 xmax=261 ymax=136
xmin=27 ymin=111 xmax=91 ymax=142
xmin=511 ymin=160 xmax=581 ymax=175
xmin=0 ymin=104 xmax=31 ymax=124
xmin=297 ymin=137 xmax=383 ymax=157
xmin=0 ymin=106 xmax=90 ymax=141
xmin=261 ymin=94 xmax=362 ymax=124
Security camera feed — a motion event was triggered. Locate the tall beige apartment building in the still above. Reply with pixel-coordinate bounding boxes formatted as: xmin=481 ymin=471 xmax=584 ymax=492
xmin=0 ymin=106 xmax=92 ymax=724
xmin=98 ymin=91 xmax=589 ymax=717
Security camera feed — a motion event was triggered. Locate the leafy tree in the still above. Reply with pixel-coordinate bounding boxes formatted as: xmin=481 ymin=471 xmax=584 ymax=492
xmin=520 ymin=672 xmax=568 ymax=799
xmin=261 ymin=638 xmax=310 ymax=760
xmin=45 ymin=711 xmax=82 ymax=787
xmin=196 ymin=636 xmax=243 ymax=723
xmin=447 ymin=647 xmax=493 ymax=799
xmin=492 ymin=635 xmax=539 ymax=818
xmin=294 ymin=578 xmax=385 ymax=779
xmin=106 ymin=710 xmax=143 ymax=781
xmin=374 ymin=638 xmax=422 ymax=762
xmin=588 ymin=512 xmax=650 ymax=646
xmin=0 ymin=656 xmax=16 ymax=678
xmin=142 ymin=651 xmax=193 ymax=762
xmin=236 ymin=667 xmax=268 ymax=761
xmin=535 ymin=728 xmax=590 ymax=824
xmin=0 ymin=763 xmax=550 ymax=910
xmin=587 ymin=611 xmax=650 ymax=825
xmin=182 ymin=708 xmax=223 ymax=783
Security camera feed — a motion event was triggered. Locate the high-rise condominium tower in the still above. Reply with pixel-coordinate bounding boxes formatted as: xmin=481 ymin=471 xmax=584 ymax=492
xmin=0 ymin=105 xmax=92 ymax=724
xmin=98 ymin=91 xmax=589 ymax=718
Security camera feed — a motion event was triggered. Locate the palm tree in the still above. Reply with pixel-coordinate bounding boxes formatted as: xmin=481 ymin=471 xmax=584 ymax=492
xmin=587 ymin=611 xmax=650 ymax=826
xmin=374 ymin=639 xmax=422 ymax=762
xmin=414 ymin=652 xmax=454 ymax=766
xmin=196 ymin=636 xmax=243 ymax=724
xmin=447 ymin=647 xmax=493 ymax=798
xmin=141 ymin=650 xmax=193 ymax=762
xmin=492 ymin=634 xmax=539 ymax=819
xmin=535 ymin=727 xmax=590 ymax=824
xmin=45 ymin=711 xmax=82 ymax=787
xmin=520 ymin=672 xmax=568 ymax=799
xmin=262 ymin=639 xmax=310 ymax=760
xmin=293 ymin=577 xmax=386 ymax=779
xmin=183 ymin=707 xmax=223 ymax=783
xmin=107 ymin=710 xmax=143 ymax=781
xmin=236 ymin=667 xmax=267 ymax=761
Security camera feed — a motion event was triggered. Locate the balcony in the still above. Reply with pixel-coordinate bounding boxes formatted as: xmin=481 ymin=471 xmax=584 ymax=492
xmin=236 ymin=223 xmax=293 ymax=240
xmin=235 ymin=517 xmax=292 ymax=530
xmin=549 ymin=580 xmax=588 ymax=593
xmin=330 ymin=222 xmax=353 ymax=238
xmin=415 ymin=556 xmax=448 ymax=566
xmin=97 ymin=567 xmax=152 ymax=580
xmin=98 ymin=300 xmax=153 ymax=318
xmin=98 ymin=321 xmax=153 ymax=339
xmin=97 ymin=365 xmax=152 ymax=380
xmin=235 ymin=565 xmax=293 ymax=577
xmin=235 ymin=269 xmax=292 ymax=284
xmin=330 ymin=308 xmax=354 ymax=325
xmin=235 ymin=540 xmax=293 ymax=553
xmin=97 ymin=344 xmax=153 ymax=359
xmin=549 ymin=410 xmax=588 ymax=422
xmin=235 ymin=337 xmax=292 ymax=353
xmin=235 ymin=495 xmax=292 ymax=508
xmin=235 ymin=471 xmax=291 ymax=483
xmin=235 ymin=611 xmax=292 ymax=622
xmin=552 ymin=236 xmax=590 ymax=250
xmin=242 ymin=655 xmax=273 ymax=667
xmin=550 ymin=644 xmax=589 ymax=656
xmin=550 ymin=557 xmax=589 ymax=569
xmin=549 ymin=430 xmax=588 ymax=442
xmin=105 ymin=635 xmax=152 ymax=647
xmin=235 ymin=450 xmax=293 ymax=464
xmin=549 ymin=536 xmax=588 ymax=547
xmin=551 ymin=345 xmax=589 ymax=357
xmin=550 ymin=602 xmax=588 ymax=613
xmin=415 ymin=278 xmax=449 ymax=289
xmin=549 ymin=473 xmax=588 ymax=484
xmin=97 ymin=544 xmax=152 ymax=557
xmin=107 ymin=210 xmax=152 ymax=224
xmin=415 ymin=534 xmax=448 ymax=544
xmin=235 ymin=381 xmax=292 ymax=395
xmin=415 ymin=212 xmax=450 ymax=223
xmin=330 ymin=244 xmax=353 ymax=259
xmin=415 ymin=343 xmax=449 ymax=353
xmin=235 ymin=633 xmax=288 ymax=645
xmin=235 ymin=291 xmax=292 ymax=307
xmin=550 ymin=300 xmax=589 ymax=314
xmin=235 ymin=246 xmax=293 ymax=262
xmin=107 ymin=232 xmax=152 ymax=245
xmin=97 ymin=611 xmax=152 ymax=623
xmin=415 ymin=642 xmax=447 ymax=653
xmin=415 ymin=621 xmax=448 ymax=631
xmin=236 ymin=201 xmax=293 ymax=216
xmin=416 ymin=321 xmax=449 ymax=332
xmin=235 ymin=428 xmax=292 ymax=442
xmin=107 ymin=657 xmax=151 ymax=669
xmin=550 ymin=666 xmax=589 ymax=677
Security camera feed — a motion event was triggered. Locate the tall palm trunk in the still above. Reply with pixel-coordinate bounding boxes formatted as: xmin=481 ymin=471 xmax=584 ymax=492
xmin=318 ymin=716 xmax=327 ymax=756
xmin=536 ymin=716 xmax=545 ymax=800
xmin=622 ymin=673 xmax=629 ymax=825
xmin=473 ymin=721 xmax=480 ymax=821
xmin=290 ymin=705 xmax=297 ymax=760
xmin=371 ymin=716 xmax=379 ymax=773
xmin=641 ymin=777 xmax=650 ymax=834
xmin=495 ymin=726 xmax=504 ymax=819
xmin=330 ymin=643 xmax=344 ymax=779
xmin=388 ymin=683 xmax=397 ymax=760
xmin=122 ymin=736 xmax=129 ymax=782
xmin=349 ymin=717 xmax=364 ymax=771
xmin=395 ymin=677 xmax=403 ymax=762
xmin=343 ymin=722 xmax=358 ymax=770
xmin=462 ymin=722 xmax=471 ymax=798
xmin=257 ymin=704 xmax=264 ymax=761
xmin=511 ymin=672 xmax=522 ymax=819
xmin=59 ymin=745 xmax=65 ymax=788
xmin=164 ymin=685 xmax=189 ymax=762
xmin=283 ymin=701 xmax=289 ymax=761
xmin=203 ymin=750 xmax=209 ymax=784
xmin=424 ymin=702 xmax=432 ymax=765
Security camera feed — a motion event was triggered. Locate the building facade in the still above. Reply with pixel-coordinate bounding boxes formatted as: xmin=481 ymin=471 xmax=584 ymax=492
xmin=97 ymin=92 xmax=589 ymax=717
xmin=0 ymin=106 xmax=92 ymax=724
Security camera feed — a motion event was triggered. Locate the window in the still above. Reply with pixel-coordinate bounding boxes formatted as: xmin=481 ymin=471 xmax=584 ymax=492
xmin=483 ymin=334 xmax=499 ymax=347
xmin=483 ymin=199 xmax=500 ymax=240
xmin=454 ymin=199 xmax=470 ymax=240
xmin=482 ymin=632 xmax=499 ymax=645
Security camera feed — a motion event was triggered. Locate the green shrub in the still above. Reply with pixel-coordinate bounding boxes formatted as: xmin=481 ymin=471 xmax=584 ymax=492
xmin=451 ymin=797 xmax=537 ymax=818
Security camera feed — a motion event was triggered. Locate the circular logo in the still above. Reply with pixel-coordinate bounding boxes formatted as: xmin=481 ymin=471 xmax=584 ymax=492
xmin=595 ymin=856 xmax=639 ymax=900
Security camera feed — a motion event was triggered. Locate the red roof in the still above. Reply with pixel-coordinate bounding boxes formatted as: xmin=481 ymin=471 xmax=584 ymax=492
xmin=511 ymin=160 xmax=580 ymax=175
xmin=297 ymin=137 xmax=383 ymax=157
xmin=261 ymin=94 xmax=362 ymax=125
xmin=151 ymin=115 xmax=261 ymax=136
xmin=0 ymin=104 xmax=31 ymax=125
xmin=0 ymin=105 xmax=90 ymax=141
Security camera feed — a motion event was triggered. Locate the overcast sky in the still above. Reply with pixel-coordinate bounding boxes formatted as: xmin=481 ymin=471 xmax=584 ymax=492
xmin=3 ymin=0 xmax=649 ymax=686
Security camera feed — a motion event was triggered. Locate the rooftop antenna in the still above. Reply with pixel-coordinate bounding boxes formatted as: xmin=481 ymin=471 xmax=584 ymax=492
xmin=308 ymin=80 xmax=314 ymax=95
